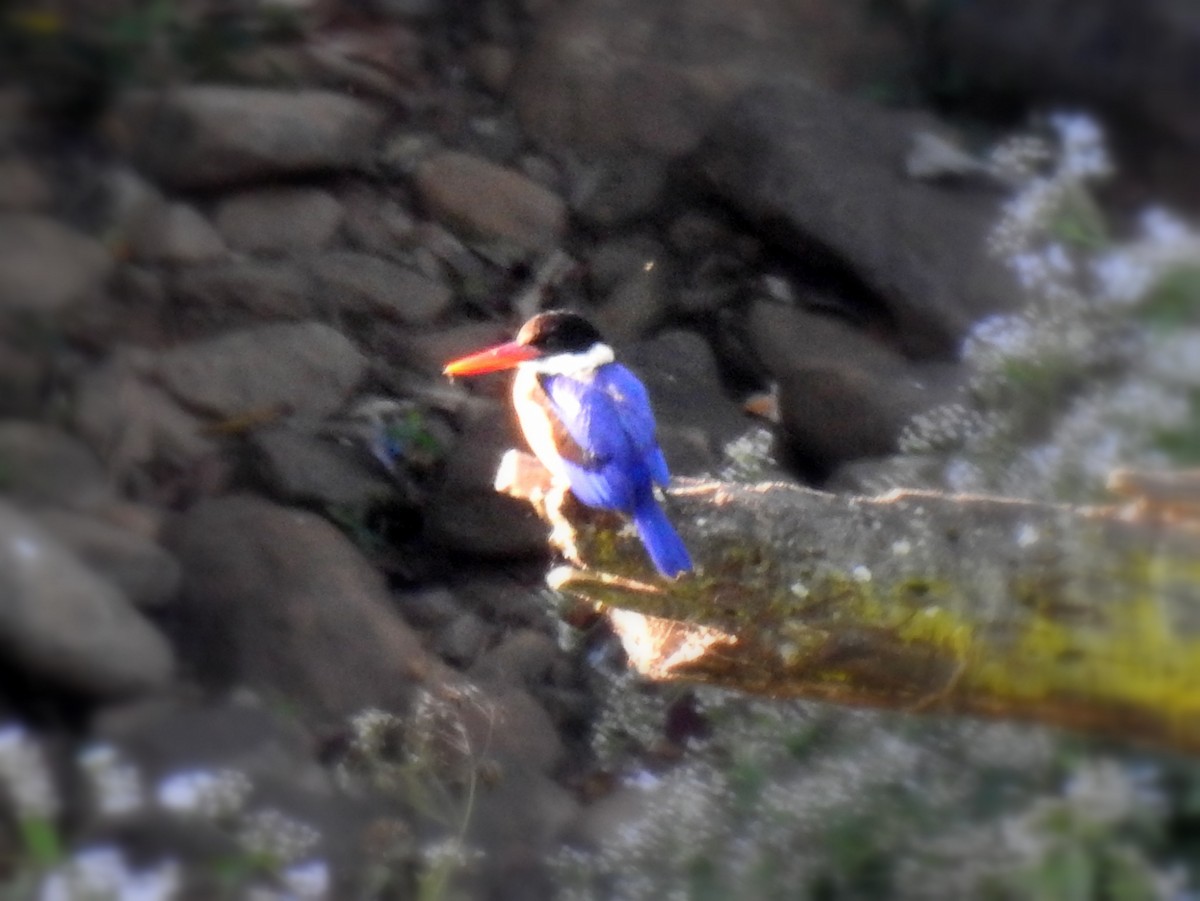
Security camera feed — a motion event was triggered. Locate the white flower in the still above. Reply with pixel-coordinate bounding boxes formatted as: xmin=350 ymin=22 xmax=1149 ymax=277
xmin=237 ymin=808 xmax=321 ymax=864
xmin=78 ymin=744 xmax=144 ymax=818
xmin=156 ymin=769 xmax=251 ymax=819
xmin=39 ymin=847 xmax=181 ymax=901
xmin=1091 ymin=252 xmax=1153 ymax=305
xmin=1049 ymin=111 xmax=1111 ymax=178
xmin=0 ymin=724 xmax=58 ymax=819
xmin=281 ymin=859 xmax=331 ymax=900
xmin=1139 ymin=207 xmax=1189 ymax=245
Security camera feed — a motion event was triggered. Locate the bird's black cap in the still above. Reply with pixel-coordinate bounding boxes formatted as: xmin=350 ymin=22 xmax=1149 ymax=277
xmin=517 ymin=310 xmax=604 ymax=354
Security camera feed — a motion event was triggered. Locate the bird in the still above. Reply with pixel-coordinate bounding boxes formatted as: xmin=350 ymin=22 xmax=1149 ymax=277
xmin=443 ymin=310 xmax=693 ymax=578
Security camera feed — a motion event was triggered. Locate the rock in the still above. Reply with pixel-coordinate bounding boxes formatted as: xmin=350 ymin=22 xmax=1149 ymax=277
xmin=425 ymin=487 xmax=551 ymax=560
xmin=621 ymin=329 xmax=748 ymax=474
xmin=0 ymin=500 xmax=174 ymax=698
xmin=249 ymin=425 xmax=393 ymax=509
xmin=397 ymin=585 xmax=462 ymax=630
xmin=213 ymin=187 xmax=344 ymax=255
xmin=109 ymin=87 xmax=387 ymax=189
xmin=468 ymin=42 xmax=516 ymax=96
xmin=154 ymin=321 xmax=367 ymax=419
xmin=163 ymin=495 xmax=454 ymax=725
xmin=480 ymin=686 xmax=565 ymax=775
xmin=568 ymin=154 xmax=668 ymax=229
xmin=0 ymin=420 xmax=114 ymax=510
xmin=339 ymin=187 xmax=416 ymax=258
xmin=693 ymin=83 xmax=1016 ymax=358
xmin=0 ymin=339 xmax=48 ymax=417
xmin=0 ymin=214 xmax=112 ymax=313
xmin=472 ymin=629 xmax=560 ymax=690
xmin=126 ymin=201 xmax=226 ymax=265
xmin=512 ymin=0 xmax=908 ymax=159
xmin=169 ymin=260 xmax=316 ymax=330
xmin=32 ymin=509 xmax=181 ymax=609
xmin=306 ymin=23 xmax=426 ymax=99
xmin=586 ymin=234 xmax=665 ymax=296
xmin=434 ymin=611 xmax=492 ymax=667
xmin=0 ymin=156 xmax=51 ymax=211
xmin=414 ymin=151 xmax=567 ymax=252
xmin=383 ymin=320 xmax=512 ymax=377
xmin=748 ymin=300 xmax=963 ymax=478
xmin=930 ymin=0 xmax=1200 ymax=149
xmin=92 ymin=698 xmax=378 ymax=894
xmin=453 ymin=575 xmax=553 ymax=628
xmin=309 ymin=251 xmax=453 ymax=325
xmin=73 ymin=348 xmax=216 ymax=476
xmin=592 ymin=257 xmax=671 ymax=344
xmin=439 ymin=401 xmax=524 ymax=492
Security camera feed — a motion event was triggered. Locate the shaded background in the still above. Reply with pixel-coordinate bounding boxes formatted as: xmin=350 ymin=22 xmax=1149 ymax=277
xmin=0 ymin=1 xmax=1198 ymax=898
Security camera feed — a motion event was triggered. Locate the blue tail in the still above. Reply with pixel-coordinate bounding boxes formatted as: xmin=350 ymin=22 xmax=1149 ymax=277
xmin=632 ymin=493 xmax=693 ymax=578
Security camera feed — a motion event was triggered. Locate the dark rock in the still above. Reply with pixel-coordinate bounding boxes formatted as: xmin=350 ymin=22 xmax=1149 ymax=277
xmin=250 ymin=425 xmax=393 ymax=509
xmin=453 ymin=574 xmax=552 ymax=628
xmin=621 ymin=329 xmax=748 ymax=474
xmin=415 ymin=151 xmax=567 ymax=252
xmin=480 ymin=686 xmax=564 ymax=775
xmin=0 ymin=156 xmax=51 ymax=211
xmin=748 ymin=300 xmax=964 ymax=477
xmin=440 ymin=400 xmax=524 ymax=493
xmin=305 ymin=24 xmax=426 ymax=99
xmin=0 ymin=500 xmax=174 ymax=698
xmin=396 ymin=586 xmax=462 ymax=630
xmin=383 ymin=321 xmax=512 ymax=377
xmin=169 ymin=260 xmax=316 ymax=330
xmin=592 ymin=257 xmax=671 ymax=344
xmin=472 ymin=629 xmax=560 ymax=690
xmin=513 ymin=0 xmax=908 ymax=159
xmin=568 ymin=154 xmax=668 ymax=229
xmin=73 ymin=348 xmax=217 ymax=476
xmin=0 ymin=214 xmax=112 ymax=313
xmin=163 ymin=495 xmax=455 ymax=726
xmin=693 ymin=83 xmax=1016 ymax=357
xmin=586 ymin=234 xmax=664 ymax=296
xmin=213 ymin=187 xmax=344 ymax=256
xmin=0 ymin=420 xmax=114 ymax=510
xmin=109 ymin=87 xmax=387 ymax=189
xmin=125 ymin=201 xmax=226 ymax=265
xmin=33 ymin=509 xmax=181 ymax=609
xmin=425 ymin=487 xmax=551 ymax=560
xmin=434 ymin=612 xmax=492 ymax=668
xmin=339 ymin=187 xmax=417 ymax=259
xmin=154 ymin=321 xmax=366 ymax=419
xmin=930 ymin=0 xmax=1200 ymax=150
xmin=309 ymin=251 xmax=453 ymax=325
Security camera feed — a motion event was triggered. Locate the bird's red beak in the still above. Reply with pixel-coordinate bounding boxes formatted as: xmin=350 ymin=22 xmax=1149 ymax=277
xmin=443 ymin=341 xmax=540 ymax=377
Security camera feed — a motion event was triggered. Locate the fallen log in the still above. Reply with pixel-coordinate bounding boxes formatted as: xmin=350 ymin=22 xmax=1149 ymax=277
xmin=500 ymin=455 xmax=1200 ymax=752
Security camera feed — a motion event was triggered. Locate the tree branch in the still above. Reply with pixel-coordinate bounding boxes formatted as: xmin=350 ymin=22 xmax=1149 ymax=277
xmin=506 ymin=459 xmax=1200 ymax=752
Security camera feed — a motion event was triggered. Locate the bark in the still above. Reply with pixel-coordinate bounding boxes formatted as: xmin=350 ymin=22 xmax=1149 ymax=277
xmin=529 ymin=470 xmax=1200 ymax=752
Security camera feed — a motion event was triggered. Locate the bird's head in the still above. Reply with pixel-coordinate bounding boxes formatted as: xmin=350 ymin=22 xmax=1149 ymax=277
xmin=443 ymin=310 xmax=613 ymax=378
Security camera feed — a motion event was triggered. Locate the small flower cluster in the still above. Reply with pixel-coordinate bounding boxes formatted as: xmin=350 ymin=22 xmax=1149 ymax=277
xmin=886 ymin=113 xmax=1200 ymax=501
xmin=0 ymin=724 xmax=58 ymax=821
xmin=156 ymin=767 xmax=252 ymax=820
xmin=39 ymin=847 xmax=181 ymax=901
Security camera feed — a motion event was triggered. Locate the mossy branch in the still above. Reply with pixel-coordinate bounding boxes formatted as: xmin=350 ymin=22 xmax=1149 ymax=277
xmin=512 ymin=462 xmax=1200 ymax=752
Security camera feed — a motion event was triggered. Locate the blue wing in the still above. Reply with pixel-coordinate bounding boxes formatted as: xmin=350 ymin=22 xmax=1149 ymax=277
xmin=539 ymin=363 xmax=670 ymax=512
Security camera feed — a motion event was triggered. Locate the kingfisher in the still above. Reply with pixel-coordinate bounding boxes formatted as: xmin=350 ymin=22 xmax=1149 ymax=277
xmin=443 ymin=310 xmax=693 ymax=578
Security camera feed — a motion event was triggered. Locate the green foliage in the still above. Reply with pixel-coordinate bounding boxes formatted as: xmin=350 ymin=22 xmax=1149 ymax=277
xmin=1047 ymin=189 xmax=1108 ymax=250
xmin=1154 ymin=389 xmax=1200 ymax=464
xmin=17 ymin=816 xmax=62 ymax=870
xmin=1136 ymin=266 xmax=1200 ymax=330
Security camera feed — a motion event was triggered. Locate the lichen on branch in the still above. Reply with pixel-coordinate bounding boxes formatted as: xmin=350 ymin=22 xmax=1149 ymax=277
xmin=536 ymin=475 xmax=1200 ymax=753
